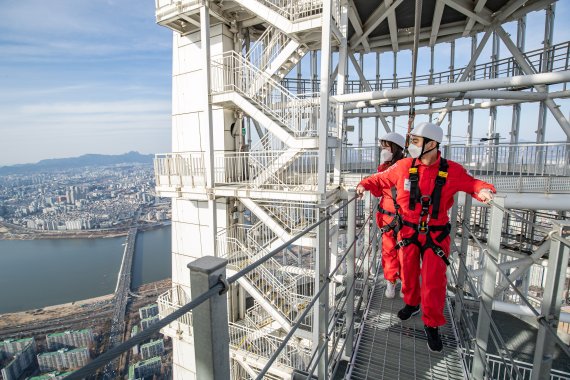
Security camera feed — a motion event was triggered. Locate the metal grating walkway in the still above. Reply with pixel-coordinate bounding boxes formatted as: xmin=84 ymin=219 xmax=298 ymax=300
xmin=346 ymin=280 xmax=467 ymax=380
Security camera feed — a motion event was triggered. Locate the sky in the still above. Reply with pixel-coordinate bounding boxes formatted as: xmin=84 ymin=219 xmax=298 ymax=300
xmin=0 ymin=1 xmax=172 ymax=166
xmin=0 ymin=1 xmax=569 ymax=166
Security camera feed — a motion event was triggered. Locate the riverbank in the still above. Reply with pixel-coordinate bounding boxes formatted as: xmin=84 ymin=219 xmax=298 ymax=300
xmin=0 ymin=279 xmax=171 ymax=330
xmin=0 ymin=221 xmax=170 ymax=241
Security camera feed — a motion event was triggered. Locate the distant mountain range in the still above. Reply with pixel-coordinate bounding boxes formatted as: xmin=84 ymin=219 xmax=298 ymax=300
xmin=0 ymin=151 xmax=154 ymax=175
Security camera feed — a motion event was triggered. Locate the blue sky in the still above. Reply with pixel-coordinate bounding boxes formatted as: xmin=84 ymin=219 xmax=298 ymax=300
xmin=0 ymin=1 xmax=568 ymax=166
xmin=0 ymin=1 xmax=172 ymax=166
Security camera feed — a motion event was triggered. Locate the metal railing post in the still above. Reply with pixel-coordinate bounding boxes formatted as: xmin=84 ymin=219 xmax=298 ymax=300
xmin=472 ymin=195 xmax=505 ymax=379
xmin=315 ymin=206 xmax=330 ymax=380
xmin=188 ymin=257 xmax=230 ymax=380
xmin=531 ymin=221 xmax=570 ymax=380
xmin=453 ymin=196 xmax=468 ymax=324
xmin=371 ymin=197 xmax=379 ymax=276
xmin=345 ymin=190 xmax=356 ymax=358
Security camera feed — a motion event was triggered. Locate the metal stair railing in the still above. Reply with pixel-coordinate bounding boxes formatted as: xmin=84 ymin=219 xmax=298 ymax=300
xmin=229 ymin=322 xmax=311 ymax=370
xmin=211 ymin=51 xmax=337 ymax=138
xmin=218 ymin=229 xmax=308 ymax=326
xmin=246 ymin=25 xmax=290 ymax=73
xmin=250 ymin=131 xmax=286 ymax=152
xmin=156 ymin=285 xmax=193 ymax=338
xmin=154 ymin=151 xmax=206 ymax=189
xmin=212 ymin=150 xmax=321 ymax=190
xmin=259 ymin=202 xmax=318 ymax=237
xmin=251 ymin=0 xmax=323 ymax=22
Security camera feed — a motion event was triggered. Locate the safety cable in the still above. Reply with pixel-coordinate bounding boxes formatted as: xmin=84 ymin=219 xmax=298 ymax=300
xmin=405 ymin=0 xmax=423 ymax=150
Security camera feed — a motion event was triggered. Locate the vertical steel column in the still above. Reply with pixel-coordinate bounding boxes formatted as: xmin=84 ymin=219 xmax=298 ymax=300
xmin=537 ymin=5 xmax=555 ymax=145
xmin=532 ymin=221 xmax=570 ymax=380
xmin=488 ymin=32 xmax=500 ymax=141
xmin=334 ymin=0 xmax=349 ymax=185
xmin=509 ymin=16 xmax=525 ymax=160
xmin=454 ymin=196 xmax=473 ymax=323
xmin=188 ymin=257 xmax=230 ymax=380
xmin=316 ymin=2 xmax=332 ymax=377
xmin=445 ymin=41 xmax=455 ymax=157
xmin=345 ymin=190 xmax=356 ymax=358
xmin=312 ymin=51 xmax=318 ymax=93
xmin=200 ymin=5 xmax=218 ymax=256
xmin=375 ymin=52 xmax=380 ymax=160
xmin=466 ymin=36 xmax=477 ymax=162
xmin=472 ymin=196 xmax=505 ymax=379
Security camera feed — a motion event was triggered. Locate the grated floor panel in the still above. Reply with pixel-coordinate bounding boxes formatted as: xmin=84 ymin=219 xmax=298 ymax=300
xmin=346 ymin=281 xmax=466 ymax=380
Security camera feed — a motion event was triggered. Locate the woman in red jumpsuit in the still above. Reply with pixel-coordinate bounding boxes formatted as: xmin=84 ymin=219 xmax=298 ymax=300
xmin=357 ymin=122 xmax=495 ymax=352
xmin=371 ymin=132 xmax=406 ymax=299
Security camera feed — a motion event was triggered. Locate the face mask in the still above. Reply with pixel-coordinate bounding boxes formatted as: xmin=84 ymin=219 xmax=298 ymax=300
xmin=380 ymin=149 xmax=393 ymax=162
xmin=408 ymin=144 xmax=422 ymax=158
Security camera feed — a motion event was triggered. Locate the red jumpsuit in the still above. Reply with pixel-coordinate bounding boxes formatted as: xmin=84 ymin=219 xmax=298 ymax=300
xmin=359 ymin=153 xmax=495 ymax=327
xmin=369 ymin=162 xmax=400 ymax=283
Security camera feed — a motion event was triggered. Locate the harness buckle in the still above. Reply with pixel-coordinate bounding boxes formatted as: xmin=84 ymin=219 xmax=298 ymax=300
xmin=420 ymin=195 xmax=431 ymax=206
xmin=418 ymin=220 xmax=429 ymax=235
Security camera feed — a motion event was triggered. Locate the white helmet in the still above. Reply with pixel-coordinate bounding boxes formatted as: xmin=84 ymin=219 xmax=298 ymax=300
xmin=410 ymin=122 xmax=443 ymax=143
xmin=379 ymin=132 xmax=405 ymax=149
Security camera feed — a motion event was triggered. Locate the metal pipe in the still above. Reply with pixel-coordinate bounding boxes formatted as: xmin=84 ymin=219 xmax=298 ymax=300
xmin=457 ymin=193 xmax=570 ymax=211
xmin=345 ymin=89 xmax=570 ymax=117
xmin=333 ymin=71 xmax=570 ymax=103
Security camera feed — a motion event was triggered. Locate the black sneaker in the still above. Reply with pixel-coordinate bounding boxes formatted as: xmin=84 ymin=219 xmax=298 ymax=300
xmin=397 ymin=304 xmax=420 ymax=321
xmin=424 ymin=325 xmax=443 ymax=352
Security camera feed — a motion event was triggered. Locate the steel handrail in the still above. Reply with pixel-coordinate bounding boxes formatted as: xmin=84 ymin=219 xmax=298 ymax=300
xmin=489 ymin=200 xmax=570 ymax=247
xmin=461 ymin=219 xmax=570 ymax=359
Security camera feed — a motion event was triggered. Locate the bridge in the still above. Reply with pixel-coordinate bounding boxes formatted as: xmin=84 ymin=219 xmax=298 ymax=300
xmin=100 ymin=226 xmax=137 ymax=378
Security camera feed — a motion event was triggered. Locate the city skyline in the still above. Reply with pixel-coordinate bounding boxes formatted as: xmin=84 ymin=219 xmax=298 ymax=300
xmin=1 ymin=1 xmax=570 ymax=167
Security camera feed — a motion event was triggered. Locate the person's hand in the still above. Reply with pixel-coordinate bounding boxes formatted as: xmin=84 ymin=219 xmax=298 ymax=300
xmin=478 ymin=188 xmax=494 ymax=203
xmin=356 ymin=184 xmax=366 ymax=199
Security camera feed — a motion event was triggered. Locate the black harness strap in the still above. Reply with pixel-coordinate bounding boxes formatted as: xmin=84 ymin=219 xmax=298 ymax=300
xmin=408 ymin=157 xmax=449 ymax=220
xmin=377 ymin=187 xmax=401 ymax=237
xmin=408 ymin=159 xmax=420 ymax=211
xmin=431 ymin=159 xmax=449 ymax=219
xmin=397 ymin=221 xmax=451 ymax=266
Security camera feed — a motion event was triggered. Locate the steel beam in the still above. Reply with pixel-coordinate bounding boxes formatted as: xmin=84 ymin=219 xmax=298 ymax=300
xmin=349 ymin=0 xmax=403 ymax=50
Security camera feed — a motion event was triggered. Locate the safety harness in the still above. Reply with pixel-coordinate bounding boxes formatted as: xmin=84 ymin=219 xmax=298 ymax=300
xmin=396 ymin=157 xmax=451 ymax=266
xmin=377 ymin=187 xmax=401 ymax=237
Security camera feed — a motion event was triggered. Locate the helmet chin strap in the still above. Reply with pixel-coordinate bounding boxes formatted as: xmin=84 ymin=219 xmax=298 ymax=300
xmin=418 ymin=141 xmax=436 ymax=159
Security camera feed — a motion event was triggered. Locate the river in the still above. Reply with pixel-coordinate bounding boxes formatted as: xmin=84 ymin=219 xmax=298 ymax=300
xmin=0 ymin=226 xmax=171 ymax=314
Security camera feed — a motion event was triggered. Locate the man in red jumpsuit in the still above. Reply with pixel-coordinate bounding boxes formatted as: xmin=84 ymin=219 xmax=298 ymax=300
xmin=356 ymin=122 xmax=495 ymax=352
xmin=372 ymin=132 xmax=406 ymax=299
